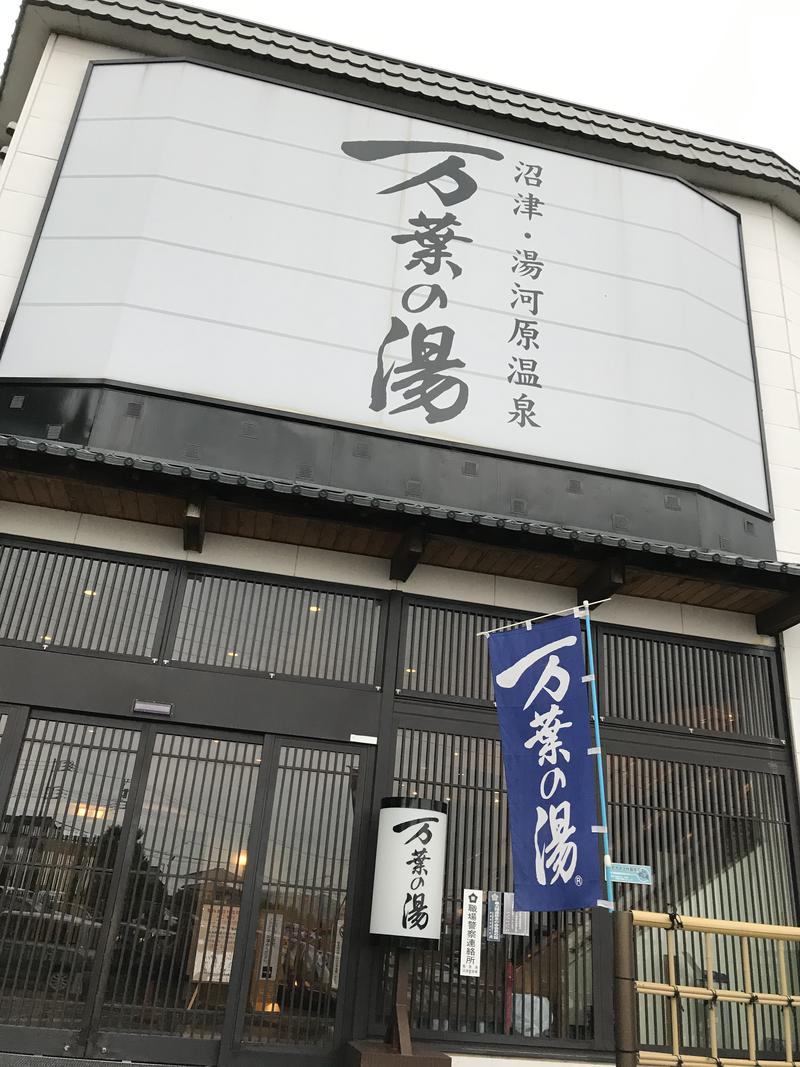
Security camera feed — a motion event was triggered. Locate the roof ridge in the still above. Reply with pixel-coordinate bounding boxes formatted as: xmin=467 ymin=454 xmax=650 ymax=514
xmin=77 ymin=0 xmax=800 ymax=170
xmin=3 ymin=0 xmax=798 ymax=204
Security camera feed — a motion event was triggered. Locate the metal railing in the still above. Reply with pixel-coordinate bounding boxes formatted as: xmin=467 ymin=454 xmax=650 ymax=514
xmin=615 ymin=910 xmax=800 ymax=1067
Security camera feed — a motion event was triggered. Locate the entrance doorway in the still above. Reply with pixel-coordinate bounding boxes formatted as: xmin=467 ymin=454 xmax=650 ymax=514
xmin=0 ymin=712 xmax=370 ymax=1066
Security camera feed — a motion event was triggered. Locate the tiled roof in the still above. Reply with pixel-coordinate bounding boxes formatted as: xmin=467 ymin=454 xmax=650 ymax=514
xmin=2 ymin=431 xmax=797 ymax=580
xmin=4 ymin=0 xmax=800 ymax=201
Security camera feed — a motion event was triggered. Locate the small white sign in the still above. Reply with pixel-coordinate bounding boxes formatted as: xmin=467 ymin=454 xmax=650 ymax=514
xmin=503 ymin=892 xmax=531 ymax=936
xmin=259 ymin=911 xmax=283 ymax=980
xmin=609 ymin=862 xmax=653 ymax=886
xmin=193 ymin=904 xmax=239 ymax=983
xmin=330 ymin=916 xmax=345 ymax=991
xmin=487 ymin=891 xmax=502 ymax=941
xmin=460 ymin=889 xmax=483 ymax=977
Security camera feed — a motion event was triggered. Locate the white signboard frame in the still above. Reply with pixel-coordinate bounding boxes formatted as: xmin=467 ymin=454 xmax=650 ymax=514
xmin=0 ymin=59 xmax=770 ymax=515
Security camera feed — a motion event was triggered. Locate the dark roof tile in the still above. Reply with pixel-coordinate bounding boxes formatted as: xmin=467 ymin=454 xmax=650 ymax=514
xmin=3 ymin=0 xmax=800 ymax=206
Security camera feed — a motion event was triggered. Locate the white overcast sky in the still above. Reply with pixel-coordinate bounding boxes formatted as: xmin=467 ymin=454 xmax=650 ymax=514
xmin=1 ymin=0 xmax=799 ymax=168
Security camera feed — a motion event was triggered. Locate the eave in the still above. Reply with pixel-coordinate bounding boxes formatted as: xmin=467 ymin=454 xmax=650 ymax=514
xmin=1 ymin=437 xmax=798 ymax=635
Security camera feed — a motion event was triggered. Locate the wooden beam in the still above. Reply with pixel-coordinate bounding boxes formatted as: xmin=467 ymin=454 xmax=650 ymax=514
xmin=577 ymin=553 xmax=626 ymax=605
xmin=756 ymin=594 xmax=800 ymax=636
xmin=183 ymin=499 xmax=205 ymax=553
xmin=390 ymin=526 xmax=425 ymax=582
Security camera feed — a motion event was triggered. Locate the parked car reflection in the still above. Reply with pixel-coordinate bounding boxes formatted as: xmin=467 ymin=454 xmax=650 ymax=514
xmin=0 ymin=887 xmax=101 ymax=996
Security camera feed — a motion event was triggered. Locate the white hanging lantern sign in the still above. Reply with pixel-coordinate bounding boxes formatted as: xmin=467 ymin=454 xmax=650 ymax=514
xmin=370 ymin=797 xmax=448 ymax=944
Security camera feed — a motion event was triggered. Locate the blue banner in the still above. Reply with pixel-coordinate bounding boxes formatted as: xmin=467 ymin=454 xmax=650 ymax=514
xmin=488 ymin=615 xmax=602 ymax=911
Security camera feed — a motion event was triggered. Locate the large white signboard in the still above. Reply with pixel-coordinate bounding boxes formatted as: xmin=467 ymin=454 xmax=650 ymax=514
xmin=0 ymin=61 xmax=769 ymax=511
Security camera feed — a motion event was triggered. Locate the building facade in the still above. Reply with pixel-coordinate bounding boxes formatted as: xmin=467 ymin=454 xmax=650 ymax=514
xmin=0 ymin=4 xmax=799 ymax=1067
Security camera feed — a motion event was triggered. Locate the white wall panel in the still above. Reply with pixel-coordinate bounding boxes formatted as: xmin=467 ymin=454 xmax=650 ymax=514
xmin=0 ymin=34 xmax=140 ymax=326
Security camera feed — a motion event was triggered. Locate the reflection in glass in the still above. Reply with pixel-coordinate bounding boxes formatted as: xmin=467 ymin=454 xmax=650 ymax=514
xmin=0 ymin=545 xmax=169 ymax=658
xmin=599 ymin=631 xmax=779 ymax=738
xmin=400 ymin=603 xmax=520 ymax=701
xmin=99 ymin=733 xmax=261 ymax=1038
xmin=171 ymin=575 xmax=382 ymax=685
xmin=0 ymin=718 xmax=140 ymax=1026
xmin=242 ymin=746 xmax=359 ymax=1049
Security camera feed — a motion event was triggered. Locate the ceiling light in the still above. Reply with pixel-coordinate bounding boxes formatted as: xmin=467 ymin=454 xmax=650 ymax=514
xmin=132 ymin=699 xmax=173 ymax=717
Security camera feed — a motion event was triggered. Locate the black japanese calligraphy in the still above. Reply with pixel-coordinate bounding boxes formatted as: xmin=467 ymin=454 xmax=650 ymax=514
xmin=506 ymin=161 xmax=546 ymax=427
xmin=341 ymin=140 xmax=503 ymax=207
xmin=514 ymin=161 xmax=543 ymax=187
xmin=513 ymin=192 xmax=545 ymax=219
xmin=393 ymin=212 xmax=472 ymax=279
xmin=343 ymin=138 xmax=504 ymax=424
xmin=507 ymin=356 xmax=541 ymax=388
xmin=370 ymin=316 xmax=407 ymax=414
xmin=371 ymin=319 xmax=469 ymax=424
xmin=401 ymin=283 xmax=448 ymax=314
xmin=407 ymin=847 xmax=430 ymax=877
xmin=508 ymin=318 xmax=540 ymax=350
xmin=510 ymin=284 xmax=543 ymax=315
xmin=393 ymin=815 xmax=439 ymax=846
xmin=402 ymin=892 xmax=429 ymax=929
xmin=512 ymin=249 xmax=544 ymax=279
xmin=508 ymin=393 xmax=539 ymax=428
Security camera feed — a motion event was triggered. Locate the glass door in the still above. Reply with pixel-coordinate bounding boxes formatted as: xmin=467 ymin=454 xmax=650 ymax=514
xmin=0 ymin=716 xmax=373 ymax=1067
xmin=229 ymin=740 xmax=370 ymax=1065
xmin=89 ymin=731 xmax=263 ymax=1064
xmin=0 ymin=716 xmax=141 ymax=1052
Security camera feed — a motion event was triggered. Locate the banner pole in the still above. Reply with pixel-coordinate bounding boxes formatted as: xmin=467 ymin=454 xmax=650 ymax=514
xmin=581 ymin=598 xmax=614 ymax=910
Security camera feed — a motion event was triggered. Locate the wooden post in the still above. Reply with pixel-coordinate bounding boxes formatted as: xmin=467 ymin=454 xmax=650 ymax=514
xmin=504 ymin=959 xmax=514 ymax=1035
xmin=386 ymin=946 xmax=413 ymax=1056
xmin=614 ymin=909 xmax=638 ymax=1067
